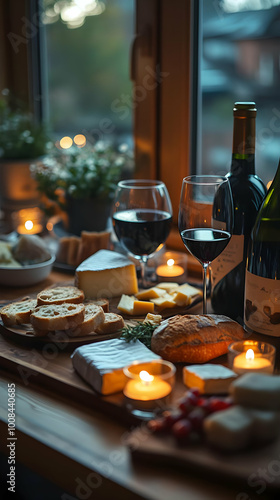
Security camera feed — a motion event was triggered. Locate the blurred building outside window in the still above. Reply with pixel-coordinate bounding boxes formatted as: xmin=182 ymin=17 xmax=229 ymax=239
xmin=201 ymin=0 xmax=280 ymax=187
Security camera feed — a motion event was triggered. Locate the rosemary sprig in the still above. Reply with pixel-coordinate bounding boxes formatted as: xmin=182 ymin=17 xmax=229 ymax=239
xmin=120 ymin=321 xmax=157 ymax=349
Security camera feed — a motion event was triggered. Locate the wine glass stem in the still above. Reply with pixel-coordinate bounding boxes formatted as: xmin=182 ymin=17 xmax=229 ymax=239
xmin=202 ymin=263 xmax=208 ymax=314
xmin=139 ymin=256 xmax=148 ymax=289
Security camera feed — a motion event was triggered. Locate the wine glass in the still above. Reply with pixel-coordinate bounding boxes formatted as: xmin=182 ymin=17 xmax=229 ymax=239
xmin=112 ymin=179 xmax=173 ymax=288
xmin=178 ymin=175 xmax=233 ymax=314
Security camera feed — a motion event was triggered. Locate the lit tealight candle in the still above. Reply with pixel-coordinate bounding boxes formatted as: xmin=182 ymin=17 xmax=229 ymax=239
xmin=233 ymin=348 xmax=273 ymax=375
xmin=123 ymin=369 xmax=172 ymax=401
xmin=156 ymin=258 xmax=185 ymax=278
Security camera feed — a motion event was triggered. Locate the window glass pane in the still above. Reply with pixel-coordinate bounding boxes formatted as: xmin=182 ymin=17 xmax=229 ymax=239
xmin=43 ymin=0 xmax=134 ymax=146
xmin=201 ymin=1 xmax=280 ymax=186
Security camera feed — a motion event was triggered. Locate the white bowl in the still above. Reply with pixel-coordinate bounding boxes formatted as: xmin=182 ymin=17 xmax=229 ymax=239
xmin=0 ymin=255 xmax=56 ymax=287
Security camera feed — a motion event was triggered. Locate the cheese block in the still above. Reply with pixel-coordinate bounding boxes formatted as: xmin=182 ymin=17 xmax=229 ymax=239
xmin=75 ymin=250 xmax=138 ymax=299
xmin=183 ymin=364 xmax=237 ymax=394
xmin=117 ymin=294 xmax=154 ymax=316
xmin=204 ymin=405 xmax=280 ymax=451
xmin=172 ymin=283 xmax=202 ymax=307
xmin=135 ymin=287 xmax=166 ymax=300
xmin=71 ymin=338 xmax=161 ymax=395
xmin=230 ymin=373 xmax=280 ymax=410
xmin=204 ymin=405 xmax=255 ymax=451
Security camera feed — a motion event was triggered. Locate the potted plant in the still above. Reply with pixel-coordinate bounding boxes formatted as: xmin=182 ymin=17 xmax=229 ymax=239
xmin=31 ymin=141 xmax=134 ymax=234
xmin=0 ymin=90 xmax=51 ymax=218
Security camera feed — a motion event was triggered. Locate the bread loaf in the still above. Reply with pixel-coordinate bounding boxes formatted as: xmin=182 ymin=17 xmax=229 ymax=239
xmin=151 ymin=314 xmax=246 ymax=363
xmin=0 ymin=299 xmax=37 ymax=326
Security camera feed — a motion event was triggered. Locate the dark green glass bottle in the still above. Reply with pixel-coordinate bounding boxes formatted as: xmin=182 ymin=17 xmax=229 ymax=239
xmin=211 ymin=102 xmax=267 ymax=323
xmin=245 ymin=159 xmax=280 ymax=335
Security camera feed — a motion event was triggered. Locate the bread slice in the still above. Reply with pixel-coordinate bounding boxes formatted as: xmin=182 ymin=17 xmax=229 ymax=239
xmin=96 ymin=313 xmax=124 ymax=334
xmin=68 ymin=304 xmax=105 ymax=337
xmin=37 ymin=286 xmax=84 ymax=306
xmin=84 ymin=298 xmax=109 ymax=313
xmin=0 ymin=299 xmax=37 ymax=326
xmin=30 ymin=303 xmax=85 ymax=333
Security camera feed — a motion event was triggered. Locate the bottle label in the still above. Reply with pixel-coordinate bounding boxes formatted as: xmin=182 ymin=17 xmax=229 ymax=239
xmin=244 ymin=270 xmax=280 ymax=336
xmin=211 ymin=234 xmax=244 ymax=286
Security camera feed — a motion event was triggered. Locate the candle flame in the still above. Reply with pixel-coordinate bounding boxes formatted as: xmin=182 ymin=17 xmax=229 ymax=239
xmin=246 ymin=349 xmax=255 ymax=361
xmin=139 ymin=370 xmax=154 ymax=382
xmin=167 ymin=259 xmax=175 ymax=267
xmin=25 ymin=220 xmax=34 ymax=231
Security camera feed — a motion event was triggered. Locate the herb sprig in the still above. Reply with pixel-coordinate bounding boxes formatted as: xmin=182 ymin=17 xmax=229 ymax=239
xmin=120 ymin=322 xmax=157 ymax=349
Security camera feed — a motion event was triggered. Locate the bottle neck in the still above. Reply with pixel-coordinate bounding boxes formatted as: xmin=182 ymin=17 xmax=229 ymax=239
xmin=231 ymin=112 xmax=256 ymax=175
xmin=231 ymin=154 xmax=255 ymax=175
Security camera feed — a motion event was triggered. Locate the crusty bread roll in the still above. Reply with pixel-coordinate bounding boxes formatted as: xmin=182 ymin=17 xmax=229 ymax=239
xmin=68 ymin=304 xmax=105 ymax=337
xmin=37 ymin=286 xmax=84 ymax=306
xmin=30 ymin=303 xmax=85 ymax=333
xmin=151 ymin=314 xmax=246 ymax=363
xmin=0 ymin=299 xmax=37 ymax=326
xmin=95 ymin=312 xmax=124 ymax=334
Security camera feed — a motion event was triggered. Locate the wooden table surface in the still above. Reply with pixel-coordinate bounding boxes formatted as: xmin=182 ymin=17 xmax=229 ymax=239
xmin=0 ymin=270 xmax=278 ymax=500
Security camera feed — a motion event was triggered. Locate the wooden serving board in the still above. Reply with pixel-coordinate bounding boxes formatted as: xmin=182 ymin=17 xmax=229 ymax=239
xmin=127 ymin=425 xmax=280 ymax=490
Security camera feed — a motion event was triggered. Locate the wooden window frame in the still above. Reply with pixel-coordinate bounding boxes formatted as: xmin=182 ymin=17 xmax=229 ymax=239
xmin=134 ymin=0 xmax=201 ymax=254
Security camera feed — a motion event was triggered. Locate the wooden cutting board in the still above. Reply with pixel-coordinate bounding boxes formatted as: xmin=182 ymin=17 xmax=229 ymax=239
xmin=126 ymin=425 xmax=280 ymax=490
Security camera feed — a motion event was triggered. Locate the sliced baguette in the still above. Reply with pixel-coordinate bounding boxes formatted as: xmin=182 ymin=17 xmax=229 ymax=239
xmin=30 ymin=303 xmax=85 ymax=333
xmin=68 ymin=304 xmax=105 ymax=337
xmin=37 ymin=286 xmax=84 ymax=306
xmin=0 ymin=299 xmax=37 ymax=326
xmin=95 ymin=312 xmax=124 ymax=334
xmin=84 ymin=298 xmax=109 ymax=313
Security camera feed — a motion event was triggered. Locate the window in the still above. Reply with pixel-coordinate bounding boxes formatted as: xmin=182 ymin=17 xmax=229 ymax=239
xmin=42 ymin=0 xmax=134 ymax=147
xmin=201 ymin=1 xmax=280 ymax=186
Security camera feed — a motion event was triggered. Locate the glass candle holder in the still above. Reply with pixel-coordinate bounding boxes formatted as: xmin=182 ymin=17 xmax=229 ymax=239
xmin=12 ymin=207 xmax=44 ymax=235
xmin=123 ymin=359 xmax=176 ymax=418
xmin=156 ymin=251 xmax=187 ymax=282
xmin=228 ymin=340 xmax=275 ymax=375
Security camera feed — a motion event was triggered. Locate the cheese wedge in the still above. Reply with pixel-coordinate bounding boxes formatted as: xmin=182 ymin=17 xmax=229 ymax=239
xmin=172 ymin=283 xmax=202 ymax=307
xmin=135 ymin=287 xmax=166 ymax=300
xmin=117 ymin=294 xmax=154 ymax=316
xmin=71 ymin=338 xmax=160 ymax=395
xmin=75 ymin=250 xmax=138 ymax=299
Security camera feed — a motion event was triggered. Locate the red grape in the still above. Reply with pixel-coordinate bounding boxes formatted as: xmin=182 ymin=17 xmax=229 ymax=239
xmin=172 ymin=418 xmax=193 ymax=441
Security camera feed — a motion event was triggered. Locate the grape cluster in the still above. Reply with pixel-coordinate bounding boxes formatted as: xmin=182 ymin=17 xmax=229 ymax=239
xmin=147 ymin=388 xmax=233 ymax=444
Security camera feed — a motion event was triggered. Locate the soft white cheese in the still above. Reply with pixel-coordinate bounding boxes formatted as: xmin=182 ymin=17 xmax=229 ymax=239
xmin=71 ymin=338 xmax=160 ymax=395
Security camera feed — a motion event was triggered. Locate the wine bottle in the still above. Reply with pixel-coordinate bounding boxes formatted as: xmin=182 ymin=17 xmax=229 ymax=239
xmin=244 ymin=159 xmax=280 ymax=336
xmin=211 ymin=102 xmax=267 ymax=323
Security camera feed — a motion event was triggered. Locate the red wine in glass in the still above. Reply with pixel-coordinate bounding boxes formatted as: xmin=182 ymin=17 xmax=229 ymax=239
xmin=113 ymin=180 xmax=173 ymax=288
xmin=113 ymin=209 xmax=172 ymax=257
xmin=178 ymin=176 xmax=233 ymax=313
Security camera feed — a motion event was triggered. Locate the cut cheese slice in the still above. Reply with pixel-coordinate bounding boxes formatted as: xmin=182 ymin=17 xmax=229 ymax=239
xmin=151 ymin=293 xmax=177 ymax=310
xmin=156 ymin=282 xmax=179 ymax=293
xmin=71 ymin=338 xmax=161 ymax=395
xmin=135 ymin=287 xmax=166 ymax=300
xmin=172 ymin=283 xmax=202 ymax=306
xmin=117 ymin=294 xmax=154 ymax=316
xmin=183 ymin=364 xmax=237 ymax=394
xmin=75 ymin=250 xmax=138 ymax=299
